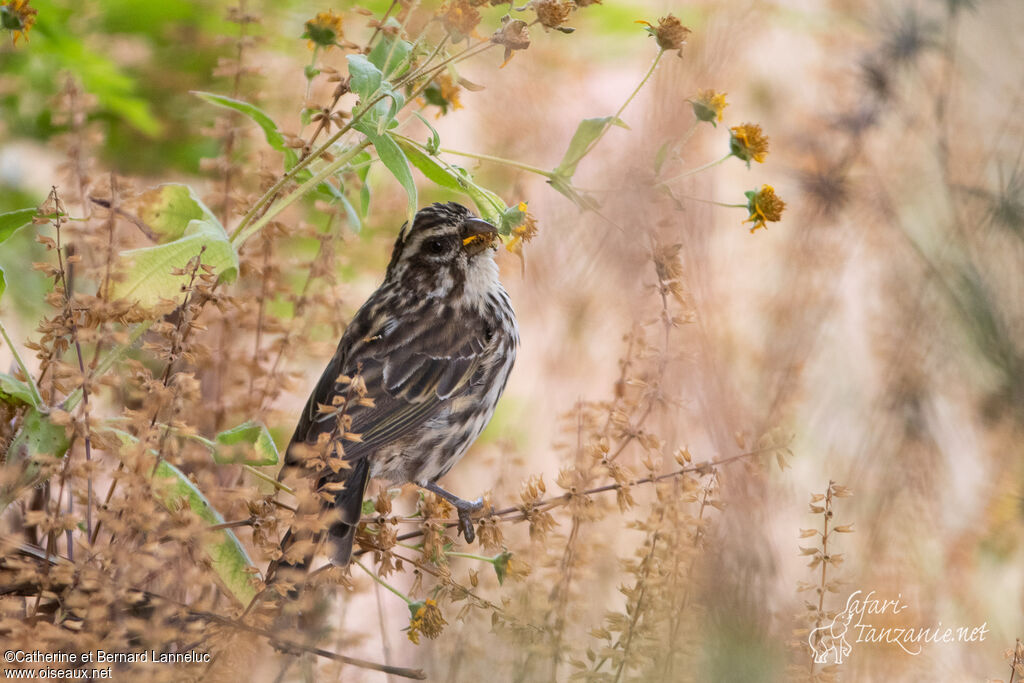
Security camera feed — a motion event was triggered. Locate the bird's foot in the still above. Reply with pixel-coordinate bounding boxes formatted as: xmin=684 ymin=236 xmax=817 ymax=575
xmin=419 ymin=481 xmax=484 ymax=543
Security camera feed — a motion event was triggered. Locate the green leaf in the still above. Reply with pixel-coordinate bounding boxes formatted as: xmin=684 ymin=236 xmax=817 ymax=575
xmin=153 ymin=460 xmax=257 ymax=603
xmin=193 ymin=92 xmax=289 ymax=156
xmin=0 ymin=208 xmax=36 ymax=244
xmin=391 ymin=137 xmax=508 ymax=228
xmin=394 ymin=137 xmax=464 ymax=192
xmin=548 ymin=175 xmax=600 ymax=212
xmin=102 ymin=428 xmax=257 ymax=604
xmin=0 ymin=373 xmax=35 ymax=407
xmin=0 ymin=408 xmax=71 ymax=512
xmin=133 ymin=183 xmax=218 ymax=243
xmin=367 ymin=31 xmax=413 ymax=78
xmin=110 ymin=185 xmax=238 ymax=306
xmin=337 ymin=193 xmax=362 ymax=233
xmin=347 ymin=54 xmax=383 ymax=101
xmin=356 ymin=125 xmax=417 ymax=221
xmin=361 ymin=499 xmax=376 ymax=516
xmin=214 ymin=421 xmax=280 ymax=466
xmin=553 ymin=116 xmax=629 ymax=179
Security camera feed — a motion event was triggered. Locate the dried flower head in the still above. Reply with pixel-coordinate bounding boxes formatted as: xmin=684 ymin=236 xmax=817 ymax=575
xmin=744 ymin=184 xmax=786 ymax=233
xmin=729 ymin=122 xmax=770 ymax=166
xmin=1 ymin=0 xmax=36 ymax=45
xmin=690 ymin=89 xmax=728 ymax=126
xmin=505 ymin=202 xmax=538 ymax=258
xmin=638 ymin=14 xmax=690 ymax=54
xmin=406 ymin=598 xmax=447 ymax=644
xmin=303 ymin=9 xmax=343 ymax=49
xmin=440 ymin=0 xmax=481 ymax=40
xmin=534 ymin=0 xmax=573 ymax=30
xmin=491 ymin=15 xmax=531 ymax=66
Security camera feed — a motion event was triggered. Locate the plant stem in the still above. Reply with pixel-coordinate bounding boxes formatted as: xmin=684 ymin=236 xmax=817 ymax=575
xmin=63 ymin=320 xmax=151 ymax=412
xmin=0 ymin=318 xmax=44 ymax=408
xmin=355 ymin=559 xmax=413 ymax=604
xmin=231 ymin=138 xmax=371 ymax=249
xmin=438 ymin=147 xmax=553 ymax=178
xmin=446 ymin=551 xmax=495 ymax=563
xmin=582 ymin=48 xmax=664 ymax=160
xmin=659 ymin=153 xmax=733 ymax=183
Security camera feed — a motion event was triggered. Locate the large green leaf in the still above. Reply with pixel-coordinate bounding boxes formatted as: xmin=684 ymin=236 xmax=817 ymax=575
xmin=553 ymin=116 xmax=629 ymax=179
xmin=214 ymin=420 xmax=280 ymax=466
xmin=0 ymin=408 xmax=71 ymax=512
xmin=0 ymin=372 xmax=36 ymax=407
xmin=356 ymin=125 xmax=417 ymax=221
xmin=132 ymin=183 xmax=216 ymax=242
xmin=0 ymin=208 xmax=36 ymax=244
xmin=193 ymin=91 xmax=291 ymax=159
xmin=110 ymin=184 xmax=238 ymax=306
xmin=347 ymin=54 xmax=383 ymax=101
xmin=107 ymin=429 xmax=258 ymax=604
xmin=392 ymin=137 xmax=507 ymax=229
xmin=367 ymin=32 xmax=413 ymax=78
xmin=153 ymin=460 xmax=257 ymax=604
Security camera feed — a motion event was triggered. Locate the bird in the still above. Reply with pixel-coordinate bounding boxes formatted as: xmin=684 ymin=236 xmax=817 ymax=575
xmin=270 ymin=202 xmax=518 ymax=584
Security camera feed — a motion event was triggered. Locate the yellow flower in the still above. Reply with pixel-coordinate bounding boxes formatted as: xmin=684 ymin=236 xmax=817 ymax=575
xmin=406 ymin=599 xmax=447 ymax=644
xmin=637 ymin=14 xmax=691 ymax=54
xmin=1 ymin=0 xmax=37 ymax=45
xmin=729 ymin=123 xmax=770 ymax=167
xmin=424 ymin=72 xmax=463 ymax=117
xmin=690 ymin=89 xmax=728 ymax=126
xmin=505 ymin=202 xmax=539 ymax=259
xmin=744 ymin=185 xmax=786 ymax=233
xmin=303 ymin=10 xmax=344 ymax=49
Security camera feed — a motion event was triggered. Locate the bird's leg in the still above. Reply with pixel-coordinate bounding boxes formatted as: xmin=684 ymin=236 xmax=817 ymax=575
xmin=419 ymin=480 xmax=483 ymax=543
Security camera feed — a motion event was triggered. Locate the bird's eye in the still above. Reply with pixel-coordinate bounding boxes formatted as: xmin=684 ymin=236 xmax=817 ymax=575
xmin=425 ymin=238 xmax=447 ymax=255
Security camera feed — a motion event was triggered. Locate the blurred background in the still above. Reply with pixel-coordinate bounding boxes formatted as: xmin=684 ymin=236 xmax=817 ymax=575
xmin=1 ymin=0 xmax=1022 ymax=681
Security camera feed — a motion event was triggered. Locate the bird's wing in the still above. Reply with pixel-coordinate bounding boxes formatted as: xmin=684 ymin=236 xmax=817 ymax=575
xmin=287 ymin=305 xmax=492 ymax=467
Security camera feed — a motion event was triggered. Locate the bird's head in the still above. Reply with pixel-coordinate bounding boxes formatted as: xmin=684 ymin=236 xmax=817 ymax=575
xmin=385 ymin=202 xmax=501 ymax=301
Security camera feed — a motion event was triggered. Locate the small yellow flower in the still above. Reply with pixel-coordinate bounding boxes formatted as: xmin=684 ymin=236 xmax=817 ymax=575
xmin=505 ymin=202 xmax=539 ymax=259
xmin=637 ymin=14 xmax=691 ymax=54
xmin=729 ymin=123 xmax=770 ymax=167
xmin=406 ymin=599 xmax=447 ymax=644
xmin=440 ymin=0 xmax=481 ymax=40
xmin=744 ymin=185 xmax=786 ymax=233
xmin=303 ymin=10 xmax=344 ymax=49
xmin=690 ymin=89 xmax=728 ymax=126
xmin=1 ymin=0 xmax=37 ymax=45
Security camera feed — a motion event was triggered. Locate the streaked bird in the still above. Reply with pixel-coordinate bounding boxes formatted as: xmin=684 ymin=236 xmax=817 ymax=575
xmin=271 ymin=202 xmax=518 ymax=583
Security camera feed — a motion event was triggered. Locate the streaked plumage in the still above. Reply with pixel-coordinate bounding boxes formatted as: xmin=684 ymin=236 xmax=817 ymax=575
xmin=273 ymin=203 xmax=517 ymax=578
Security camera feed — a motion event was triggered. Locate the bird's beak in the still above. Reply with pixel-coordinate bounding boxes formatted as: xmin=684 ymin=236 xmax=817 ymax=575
xmin=460 ymin=218 xmax=498 ymax=256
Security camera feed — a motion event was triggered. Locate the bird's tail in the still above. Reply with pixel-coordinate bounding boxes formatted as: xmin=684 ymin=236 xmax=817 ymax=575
xmin=325 ymin=457 xmax=371 ymax=566
xmin=266 ymin=457 xmax=371 ymax=590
